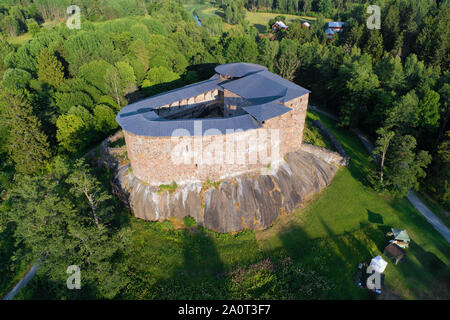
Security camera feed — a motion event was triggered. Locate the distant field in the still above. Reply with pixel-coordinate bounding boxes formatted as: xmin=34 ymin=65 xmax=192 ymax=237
xmin=246 ymin=11 xmax=317 ymax=25
xmin=245 ymin=11 xmax=331 ymax=32
xmin=6 ymin=21 xmax=62 ymax=46
xmin=183 ymin=2 xmax=328 ymax=33
xmin=7 ymin=33 xmax=32 ymax=46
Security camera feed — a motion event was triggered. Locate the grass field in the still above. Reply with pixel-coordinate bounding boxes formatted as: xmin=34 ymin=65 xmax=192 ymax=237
xmin=245 ymin=11 xmax=324 ymax=32
xmin=6 ymin=33 xmax=32 ymax=46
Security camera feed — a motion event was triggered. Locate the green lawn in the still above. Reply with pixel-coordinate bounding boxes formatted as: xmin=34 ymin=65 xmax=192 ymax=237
xmin=303 ymin=112 xmax=336 ymax=151
xmin=7 ymin=33 xmax=32 ymax=46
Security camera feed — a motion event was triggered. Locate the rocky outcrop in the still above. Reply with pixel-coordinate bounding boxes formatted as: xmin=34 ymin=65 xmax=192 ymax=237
xmin=110 ymin=146 xmax=340 ymax=233
xmin=301 ymin=143 xmax=348 ymax=167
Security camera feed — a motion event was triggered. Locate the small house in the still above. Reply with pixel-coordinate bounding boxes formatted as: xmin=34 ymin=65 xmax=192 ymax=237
xmin=325 ymin=22 xmax=344 ymax=39
xmin=387 ymin=228 xmax=410 ymax=248
xmin=384 ymin=243 xmax=407 ymax=265
xmin=272 ymin=21 xmax=288 ymax=30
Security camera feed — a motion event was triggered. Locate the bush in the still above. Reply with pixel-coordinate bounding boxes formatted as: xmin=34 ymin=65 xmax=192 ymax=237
xmin=183 ymin=216 xmax=197 ymax=227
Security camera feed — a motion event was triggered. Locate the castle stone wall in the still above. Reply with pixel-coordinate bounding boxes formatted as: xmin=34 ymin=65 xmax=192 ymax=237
xmin=263 ymin=94 xmax=308 ymax=156
xmin=124 ymin=127 xmax=281 ymax=185
xmin=157 ymin=89 xmax=219 ymax=118
xmin=123 ymin=92 xmax=309 ymax=185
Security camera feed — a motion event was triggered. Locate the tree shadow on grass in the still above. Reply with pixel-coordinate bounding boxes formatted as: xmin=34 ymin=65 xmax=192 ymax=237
xmin=409 ymin=240 xmax=447 ymax=273
xmin=367 ymin=210 xmax=384 ymax=224
xmin=272 ymin=218 xmax=379 ymax=299
xmin=254 ymin=24 xmax=267 ymax=33
xmin=123 ymin=225 xmax=227 ymax=299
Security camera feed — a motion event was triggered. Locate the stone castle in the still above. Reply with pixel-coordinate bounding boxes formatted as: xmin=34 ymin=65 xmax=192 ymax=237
xmin=116 ymin=63 xmax=310 ymax=185
xmin=113 ymin=63 xmax=345 ymax=232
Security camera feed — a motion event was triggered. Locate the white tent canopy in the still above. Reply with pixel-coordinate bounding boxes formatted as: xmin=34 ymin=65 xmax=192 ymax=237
xmin=369 ymin=255 xmax=388 ymax=273
xmin=275 ymin=21 xmax=288 ymax=29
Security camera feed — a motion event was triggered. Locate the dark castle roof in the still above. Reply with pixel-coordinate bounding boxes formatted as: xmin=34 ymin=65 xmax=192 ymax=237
xmin=220 ymin=70 xmax=310 ymax=104
xmin=116 ymin=63 xmax=310 ymax=137
xmin=214 ymin=62 xmax=268 ymax=78
xmin=242 ymin=103 xmax=291 ymax=122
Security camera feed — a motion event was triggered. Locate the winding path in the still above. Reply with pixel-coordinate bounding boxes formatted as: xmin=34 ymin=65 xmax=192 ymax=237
xmin=309 ymin=105 xmax=450 ymax=243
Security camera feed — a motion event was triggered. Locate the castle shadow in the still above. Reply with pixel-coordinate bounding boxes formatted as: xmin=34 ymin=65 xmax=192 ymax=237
xmin=147 ymin=226 xmax=228 ymax=299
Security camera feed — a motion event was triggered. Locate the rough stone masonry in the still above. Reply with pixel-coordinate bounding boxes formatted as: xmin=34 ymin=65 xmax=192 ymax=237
xmin=112 ymin=63 xmax=346 ymax=231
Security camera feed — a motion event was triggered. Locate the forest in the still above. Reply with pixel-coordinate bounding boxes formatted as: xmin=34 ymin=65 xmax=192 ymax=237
xmin=0 ymin=0 xmax=449 ymax=299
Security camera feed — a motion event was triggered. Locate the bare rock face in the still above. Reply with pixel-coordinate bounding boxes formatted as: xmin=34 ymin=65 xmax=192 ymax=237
xmin=111 ymin=149 xmax=339 ymax=233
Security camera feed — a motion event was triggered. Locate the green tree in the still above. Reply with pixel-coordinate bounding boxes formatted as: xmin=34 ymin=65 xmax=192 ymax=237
xmin=373 ymin=127 xmax=395 ymax=184
xmin=317 ymin=0 xmax=332 ymax=14
xmin=258 ymin=37 xmax=279 ymax=72
xmin=414 ymin=6 xmax=450 ymax=71
xmin=224 ymin=36 xmax=258 ymax=63
xmin=66 ymin=159 xmax=114 ymax=229
xmin=363 ymin=30 xmax=384 ymax=62
xmin=93 ymin=104 xmax=118 ymax=134
xmin=0 ymin=36 xmax=13 ymax=78
xmin=2 ymin=68 xmax=31 ymax=89
xmin=37 ymin=49 xmax=65 ymax=87
xmin=385 ymin=134 xmax=432 ymax=197
xmin=375 ymin=54 xmax=405 ymax=92
xmin=104 ymin=61 xmax=136 ymax=106
xmin=26 ymin=18 xmax=40 ymax=36
xmin=56 ymin=112 xmax=91 ymax=153
xmin=339 ymin=53 xmax=380 ymax=127
xmin=436 ymin=132 xmax=450 ymax=205
xmin=141 ymin=66 xmax=180 ymax=94
xmin=0 ymin=89 xmax=50 ymax=174
xmin=418 ymin=89 xmax=441 ymax=131
xmin=276 ymin=39 xmax=300 ymax=80
xmin=381 ymin=4 xmax=402 ymax=54
xmin=5 ymin=161 xmax=131 ymax=299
